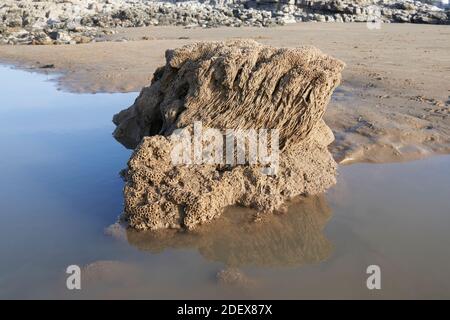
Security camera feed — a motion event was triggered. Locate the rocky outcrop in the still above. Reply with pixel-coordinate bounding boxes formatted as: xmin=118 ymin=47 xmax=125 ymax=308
xmin=113 ymin=40 xmax=343 ymax=231
xmin=113 ymin=40 xmax=343 ymax=149
xmin=1 ymin=0 xmax=449 ymax=45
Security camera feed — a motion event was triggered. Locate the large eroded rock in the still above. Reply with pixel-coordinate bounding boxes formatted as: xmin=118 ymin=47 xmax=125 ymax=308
xmin=113 ymin=40 xmax=344 ymax=231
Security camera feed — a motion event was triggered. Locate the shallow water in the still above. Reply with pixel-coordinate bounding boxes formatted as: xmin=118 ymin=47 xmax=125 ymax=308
xmin=0 ymin=65 xmax=449 ymax=299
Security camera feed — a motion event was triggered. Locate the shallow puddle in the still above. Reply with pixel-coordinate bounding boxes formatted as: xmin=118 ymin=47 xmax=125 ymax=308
xmin=0 ymin=65 xmax=449 ymax=299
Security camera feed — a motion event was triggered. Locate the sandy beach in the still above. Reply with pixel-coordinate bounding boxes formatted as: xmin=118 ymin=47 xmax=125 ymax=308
xmin=1 ymin=23 xmax=449 ymax=164
xmin=1 ymin=10 xmax=450 ymax=298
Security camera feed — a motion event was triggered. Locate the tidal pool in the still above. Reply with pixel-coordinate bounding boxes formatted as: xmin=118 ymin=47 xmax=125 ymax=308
xmin=0 ymin=65 xmax=449 ymax=299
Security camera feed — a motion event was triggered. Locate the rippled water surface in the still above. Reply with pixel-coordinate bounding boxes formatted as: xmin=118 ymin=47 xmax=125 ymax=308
xmin=0 ymin=65 xmax=449 ymax=299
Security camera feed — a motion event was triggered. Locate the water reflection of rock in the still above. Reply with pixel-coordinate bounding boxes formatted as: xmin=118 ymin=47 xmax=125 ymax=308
xmin=126 ymin=195 xmax=333 ymax=268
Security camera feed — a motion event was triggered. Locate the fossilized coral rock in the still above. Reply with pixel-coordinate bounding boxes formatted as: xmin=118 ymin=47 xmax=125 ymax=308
xmin=113 ymin=39 xmax=344 ymax=231
xmin=123 ymin=120 xmax=336 ymax=230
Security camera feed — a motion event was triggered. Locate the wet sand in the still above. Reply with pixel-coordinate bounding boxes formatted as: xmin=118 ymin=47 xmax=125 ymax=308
xmin=0 ymin=23 xmax=449 ymax=163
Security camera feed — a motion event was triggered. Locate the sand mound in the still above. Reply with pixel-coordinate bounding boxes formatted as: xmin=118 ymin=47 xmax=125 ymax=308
xmin=113 ymin=40 xmax=344 ymax=231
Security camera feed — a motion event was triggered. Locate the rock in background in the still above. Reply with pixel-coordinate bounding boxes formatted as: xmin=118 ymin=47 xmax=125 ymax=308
xmin=0 ymin=0 xmax=449 ymax=45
